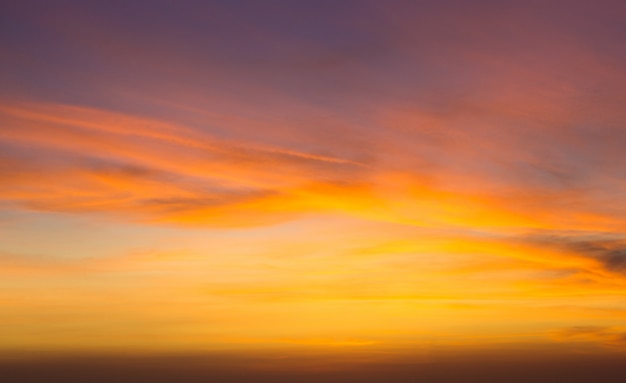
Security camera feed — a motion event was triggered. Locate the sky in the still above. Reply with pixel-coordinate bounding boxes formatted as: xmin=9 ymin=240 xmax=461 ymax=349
xmin=1 ymin=0 xmax=626 ymax=381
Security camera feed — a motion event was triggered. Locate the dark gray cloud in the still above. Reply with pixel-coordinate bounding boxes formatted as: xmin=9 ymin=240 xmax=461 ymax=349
xmin=522 ymin=232 xmax=626 ymax=274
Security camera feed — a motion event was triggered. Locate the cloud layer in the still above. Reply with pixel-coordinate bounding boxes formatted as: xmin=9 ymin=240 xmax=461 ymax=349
xmin=1 ymin=0 xmax=626 ymax=360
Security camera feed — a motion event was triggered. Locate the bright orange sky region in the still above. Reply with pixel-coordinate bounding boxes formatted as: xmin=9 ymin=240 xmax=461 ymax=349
xmin=1 ymin=1 xmax=626 ymax=380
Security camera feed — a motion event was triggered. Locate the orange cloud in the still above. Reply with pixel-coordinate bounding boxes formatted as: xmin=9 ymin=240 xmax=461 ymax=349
xmin=1 ymin=101 xmax=624 ymax=232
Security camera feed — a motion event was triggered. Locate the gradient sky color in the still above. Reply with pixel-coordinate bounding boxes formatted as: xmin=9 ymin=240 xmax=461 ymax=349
xmin=1 ymin=0 xmax=626 ymax=380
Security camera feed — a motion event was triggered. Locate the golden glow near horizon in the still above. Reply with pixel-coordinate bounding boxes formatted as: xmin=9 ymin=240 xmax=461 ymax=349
xmin=1 ymin=0 xmax=626 ymax=362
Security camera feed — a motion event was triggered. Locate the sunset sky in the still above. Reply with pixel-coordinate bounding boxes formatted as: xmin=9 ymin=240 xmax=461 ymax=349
xmin=1 ymin=0 xmax=626 ymax=380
